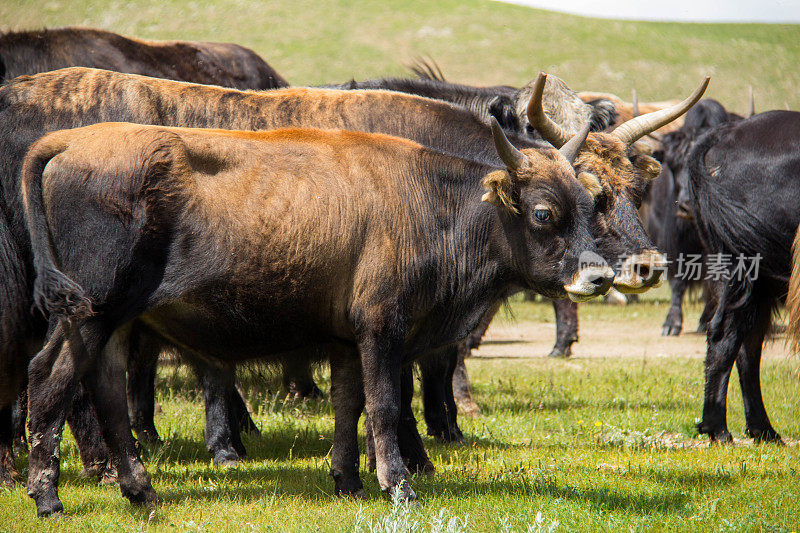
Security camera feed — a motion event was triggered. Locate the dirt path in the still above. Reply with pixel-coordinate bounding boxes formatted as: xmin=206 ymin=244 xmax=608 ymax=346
xmin=472 ymin=302 xmax=793 ymax=361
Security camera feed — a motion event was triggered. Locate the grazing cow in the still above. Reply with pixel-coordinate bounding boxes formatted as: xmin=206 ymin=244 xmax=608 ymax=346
xmin=414 ymin=78 xmax=709 ymax=444
xmin=687 ymin=109 xmax=800 ymax=442
xmin=0 ymin=67 xmax=665 ymax=484
xmin=0 ymin=27 xmax=287 ymax=89
xmin=22 ymin=121 xmax=607 ymax=516
xmin=647 ymin=99 xmax=739 ymax=335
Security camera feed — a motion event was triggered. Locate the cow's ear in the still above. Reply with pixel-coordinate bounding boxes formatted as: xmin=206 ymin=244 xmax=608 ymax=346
xmin=488 ymin=96 xmax=520 ymax=132
xmin=577 ymin=171 xmax=603 ymax=198
xmin=482 ymin=170 xmax=520 ymax=214
xmin=632 ymin=154 xmax=662 ymax=182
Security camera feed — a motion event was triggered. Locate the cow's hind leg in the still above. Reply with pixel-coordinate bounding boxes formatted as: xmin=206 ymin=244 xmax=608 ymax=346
xmin=452 ymin=343 xmax=479 ymax=416
xmin=0 ymin=406 xmax=21 ymax=486
xmin=735 ymin=313 xmax=781 ymax=442
xmin=550 ymin=299 xmax=578 ymax=357
xmin=329 ymin=354 xmax=365 ymax=497
xmin=696 ymin=293 xmax=753 ymax=443
xmin=67 ymin=383 xmax=116 ymax=484
xmin=82 ymin=326 xmax=156 ymax=507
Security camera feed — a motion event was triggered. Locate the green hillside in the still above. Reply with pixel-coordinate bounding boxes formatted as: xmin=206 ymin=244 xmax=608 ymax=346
xmin=2 ymin=0 xmax=798 ymax=113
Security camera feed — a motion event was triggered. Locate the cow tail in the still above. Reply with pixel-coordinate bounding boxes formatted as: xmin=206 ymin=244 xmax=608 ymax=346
xmin=21 ymin=136 xmax=94 ymax=320
xmin=786 ymin=223 xmax=800 ymax=354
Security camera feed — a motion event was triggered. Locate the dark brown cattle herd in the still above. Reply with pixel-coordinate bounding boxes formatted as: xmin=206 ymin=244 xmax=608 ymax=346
xmin=0 ymin=26 xmax=797 ymax=517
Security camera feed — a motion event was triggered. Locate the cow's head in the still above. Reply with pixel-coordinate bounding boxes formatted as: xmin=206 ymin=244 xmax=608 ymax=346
xmin=483 ymin=117 xmax=614 ymax=302
xmin=528 ymin=73 xmax=710 ymax=293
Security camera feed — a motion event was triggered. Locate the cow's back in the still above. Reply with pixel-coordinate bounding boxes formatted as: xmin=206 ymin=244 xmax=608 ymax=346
xmin=0 ymin=27 xmax=287 ymax=89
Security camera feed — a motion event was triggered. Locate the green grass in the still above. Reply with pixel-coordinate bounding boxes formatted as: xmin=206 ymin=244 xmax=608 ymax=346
xmin=1 ymin=298 xmax=798 ymax=531
xmin=0 ymin=2 xmax=799 ymax=529
xmin=1 ymin=0 xmax=799 ymax=111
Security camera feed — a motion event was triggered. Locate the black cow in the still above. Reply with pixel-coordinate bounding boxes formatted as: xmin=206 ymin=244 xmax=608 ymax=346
xmin=687 ymin=109 xmax=800 ymax=443
xmin=0 ymin=27 xmax=287 ymax=88
xmin=22 ymin=121 xmax=607 ymax=516
xmin=647 ymin=99 xmax=739 ymax=335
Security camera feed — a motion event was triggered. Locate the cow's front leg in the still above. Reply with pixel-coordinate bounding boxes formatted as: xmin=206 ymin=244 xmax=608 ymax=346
xmin=196 ymin=361 xmax=247 ymax=465
xmin=420 ymin=347 xmax=463 ymax=443
xmin=126 ymin=323 xmax=163 ymax=445
xmin=357 ymin=325 xmax=413 ymax=500
xmin=329 ymin=354 xmax=365 ymax=497
xmin=662 ymin=276 xmax=688 ymax=336
xmin=365 ymin=367 xmax=434 ymax=475
xmin=550 ymin=299 xmax=578 ymax=357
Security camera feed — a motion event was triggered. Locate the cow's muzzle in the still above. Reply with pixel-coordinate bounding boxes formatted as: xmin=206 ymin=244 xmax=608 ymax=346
xmin=614 ymin=250 xmax=666 ymax=293
xmin=564 ymin=264 xmax=615 ymax=302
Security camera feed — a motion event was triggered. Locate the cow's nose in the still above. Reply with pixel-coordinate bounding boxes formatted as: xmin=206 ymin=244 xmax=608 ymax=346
xmin=614 ymin=250 xmax=666 ymax=293
xmin=564 ymin=264 xmax=615 ymax=302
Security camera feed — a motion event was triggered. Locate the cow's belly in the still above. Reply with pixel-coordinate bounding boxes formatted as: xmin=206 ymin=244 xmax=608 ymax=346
xmin=139 ymin=297 xmax=348 ymax=363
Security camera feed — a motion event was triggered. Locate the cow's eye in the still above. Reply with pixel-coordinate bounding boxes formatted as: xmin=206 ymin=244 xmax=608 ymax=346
xmin=533 ymin=207 xmax=552 ymax=223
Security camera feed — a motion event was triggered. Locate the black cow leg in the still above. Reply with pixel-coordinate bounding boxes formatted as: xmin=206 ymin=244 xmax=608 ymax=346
xmin=0 ymin=406 xmax=21 ymax=486
xmin=736 ymin=317 xmax=781 ymax=442
xmin=12 ymin=389 xmax=27 ymax=452
xmin=696 ymin=299 xmax=750 ymax=443
xmin=398 ymin=367 xmax=434 ymax=473
xmin=67 ymin=383 xmax=116 ymax=484
xmin=452 ymin=343 xmax=480 ymax=416
xmin=82 ymin=327 xmax=157 ymax=508
xmin=126 ymin=324 xmax=162 ymax=445
xmin=549 ymin=299 xmax=578 ymax=358
xmin=329 ymin=355 xmax=365 ymax=497
xmin=230 ymin=379 xmax=260 ymax=435
xmin=697 ymin=284 xmax=717 ymax=334
xmin=420 ymin=347 xmax=463 ymax=443
xmin=196 ymin=362 xmax=246 ymax=464
xmin=366 ymin=368 xmax=434 ymax=475
xmin=358 ymin=328 xmax=413 ymax=499
xmin=283 ymin=360 xmax=324 ymax=400
xmin=662 ymin=277 xmax=687 ymax=336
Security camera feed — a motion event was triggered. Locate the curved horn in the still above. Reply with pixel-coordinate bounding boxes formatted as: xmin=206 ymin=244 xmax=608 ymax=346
xmin=748 ymin=85 xmax=755 ymax=118
xmin=490 ymin=117 xmax=526 ymax=171
xmin=559 ymin=120 xmax=591 ymax=164
xmin=632 ymin=89 xmax=640 ymax=117
xmin=612 ymin=77 xmax=710 ymax=146
xmin=526 ymin=72 xmax=572 ymax=148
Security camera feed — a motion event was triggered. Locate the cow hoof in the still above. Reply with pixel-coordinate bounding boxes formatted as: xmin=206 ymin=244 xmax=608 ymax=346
xmin=333 ymin=478 xmax=365 ymax=498
xmin=661 ymin=325 xmax=681 ymax=336
xmin=99 ymin=465 xmax=119 ymax=486
xmin=456 ymin=398 xmax=481 ymax=417
xmin=748 ymin=428 xmax=783 ymax=443
xmin=35 ymin=494 xmax=64 ymax=518
xmin=696 ymin=422 xmax=733 ymax=444
xmin=125 ymin=486 xmax=159 ymax=507
xmin=548 ymin=347 xmax=570 ymax=359
xmin=212 ymin=450 xmax=240 ymax=467
xmin=389 ymin=480 xmax=417 ymax=503
xmin=405 ymin=455 xmax=435 ymax=475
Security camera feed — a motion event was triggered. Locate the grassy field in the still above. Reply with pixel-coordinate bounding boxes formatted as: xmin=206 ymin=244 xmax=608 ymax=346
xmin=1 ymin=1 xmax=799 ymax=530
xmin=1 ymin=0 xmax=800 ymax=112
xmin=0 ymin=296 xmax=798 ymax=531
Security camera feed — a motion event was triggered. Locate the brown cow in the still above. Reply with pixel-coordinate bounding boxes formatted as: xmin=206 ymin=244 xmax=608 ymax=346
xmin=22 ymin=122 xmax=609 ymax=516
